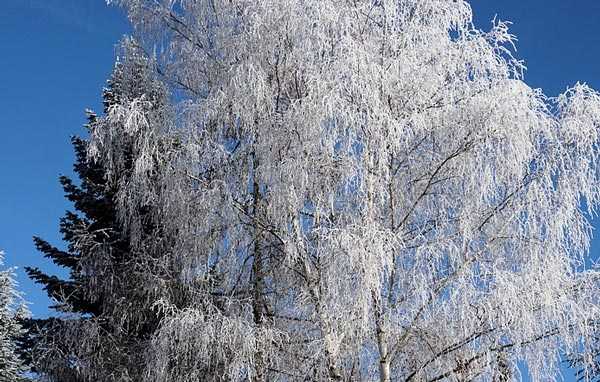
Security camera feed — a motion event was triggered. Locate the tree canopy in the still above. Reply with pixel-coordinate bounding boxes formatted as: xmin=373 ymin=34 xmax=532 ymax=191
xmin=28 ymin=1 xmax=600 ymax=381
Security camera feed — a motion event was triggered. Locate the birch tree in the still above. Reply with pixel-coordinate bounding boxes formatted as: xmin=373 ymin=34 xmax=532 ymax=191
xmin=94 ymin=0 xmax=600 ymax=380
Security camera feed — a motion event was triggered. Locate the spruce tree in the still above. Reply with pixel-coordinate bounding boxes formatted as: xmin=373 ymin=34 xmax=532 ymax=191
xmin=26 ymin=128 xmax=105 ymax=317
xmin=25 ymin=40 xmax=174 ymax=382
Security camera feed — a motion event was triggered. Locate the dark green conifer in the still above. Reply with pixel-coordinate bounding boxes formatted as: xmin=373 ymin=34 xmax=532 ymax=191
xmin=25 ymin=41 xmax=172 ymax=381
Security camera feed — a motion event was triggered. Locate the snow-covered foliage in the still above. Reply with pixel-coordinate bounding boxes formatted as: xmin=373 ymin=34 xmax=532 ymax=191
xmin=30 ymin=40 xmax=178 ymax=382
xmin=0 ymin=251 xmax=28 ymax=381
xmin=90 ymin=0 xmax=600 ymax=380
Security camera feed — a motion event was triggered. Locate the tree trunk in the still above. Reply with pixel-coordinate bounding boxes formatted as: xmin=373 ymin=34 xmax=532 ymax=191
xmin=251 ymin=152 xmax=266 ymax=382
xmin=377 ymin=325 xmax=391 ymax=382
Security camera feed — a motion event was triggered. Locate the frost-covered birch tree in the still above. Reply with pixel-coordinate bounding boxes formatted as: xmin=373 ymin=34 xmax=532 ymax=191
xmin=0 ymin=251 xmax=29 ymax=381
xmin=92 ymin=0 xmax=600 ymax=380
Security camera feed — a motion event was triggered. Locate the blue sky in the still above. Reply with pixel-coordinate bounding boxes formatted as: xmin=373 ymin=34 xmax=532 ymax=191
xmin=0 ymin=0 xmax=599 ymax=379
xmin=0 ymin=0 xmax=129 ymax=316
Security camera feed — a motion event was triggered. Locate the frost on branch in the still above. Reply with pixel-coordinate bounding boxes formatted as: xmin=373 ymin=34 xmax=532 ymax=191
xmin=145 ymin=301 xmax=286 ymax=381
xmin=98 ymin=0 xmax=600 ymax=381
xmin=0 ymin=251 xmax=29 ymax=381
xmin=30 ymin=39 xmax=183 ymax=382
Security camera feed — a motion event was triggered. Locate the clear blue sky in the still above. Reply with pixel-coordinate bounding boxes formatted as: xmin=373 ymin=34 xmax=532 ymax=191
xmin=0 ymin=0 xmax=129 ymax=316
xmin=0 ymin=1 xmax=599 ymax=379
